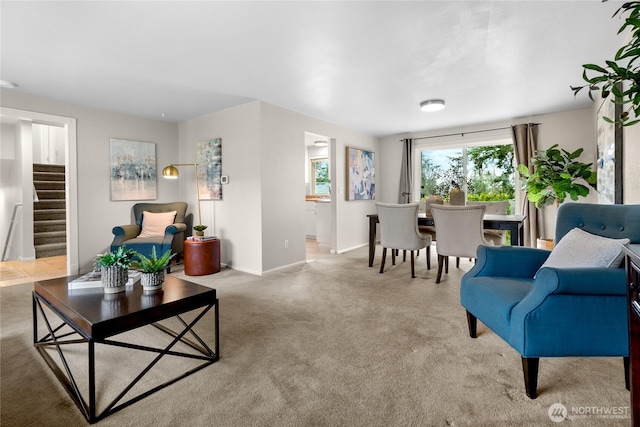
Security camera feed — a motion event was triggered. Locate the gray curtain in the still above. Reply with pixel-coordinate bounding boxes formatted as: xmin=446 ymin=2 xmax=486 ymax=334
xmin=398 ymin=138 xmax=413 ymax=204
xmin=512 ymin=124 xmax=539 ymax=247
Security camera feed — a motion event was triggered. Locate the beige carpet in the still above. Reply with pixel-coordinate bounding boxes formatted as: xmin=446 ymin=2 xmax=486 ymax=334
xmin=1 ymin=245 xmax=630 ymax=426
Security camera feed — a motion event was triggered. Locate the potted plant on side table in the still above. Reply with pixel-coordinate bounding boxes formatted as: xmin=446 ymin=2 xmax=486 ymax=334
xmin=193 ymin=224 xmax=208 ymax=237
xmin=96 ymin=245 xmax=137 ymax=294
xmin=133 ymin=247 xmax=176 ymax=292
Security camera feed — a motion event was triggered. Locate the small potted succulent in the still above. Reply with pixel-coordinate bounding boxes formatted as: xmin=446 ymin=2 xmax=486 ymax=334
xmin=96 ymin=246 xmax=137 ymax=294
xmin=133 ymin=247 xmax=175 ymax=292
xmin=193 ymin=224 xmax=208 ymax=236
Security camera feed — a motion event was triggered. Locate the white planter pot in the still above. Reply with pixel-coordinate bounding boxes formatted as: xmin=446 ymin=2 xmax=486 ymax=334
xmin=141 ymin=271 xmax=165 ymax=291
xmin=101 ymin=266 xmax=128 ymax=294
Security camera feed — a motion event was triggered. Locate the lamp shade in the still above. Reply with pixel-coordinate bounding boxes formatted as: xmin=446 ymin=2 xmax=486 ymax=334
xmin=162 ymin=165 xmax=179 ymax=179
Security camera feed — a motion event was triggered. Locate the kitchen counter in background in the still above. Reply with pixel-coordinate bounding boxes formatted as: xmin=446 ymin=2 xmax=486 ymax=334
xmin=305 ymin=197 xmax=332 ymax=246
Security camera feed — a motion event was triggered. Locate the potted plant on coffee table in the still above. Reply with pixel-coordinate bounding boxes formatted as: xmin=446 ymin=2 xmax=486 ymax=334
xmin=132 ymin=247 xmax=175 ymax=292
xmin=96 ymin=245 xmax=137 ymax=294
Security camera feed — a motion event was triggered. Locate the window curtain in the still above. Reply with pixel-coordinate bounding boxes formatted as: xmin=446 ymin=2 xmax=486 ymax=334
xmin=511 ymin=124 xmax=539 ymax=247
xmin=398 ymin=138 xmax=413 ymax=204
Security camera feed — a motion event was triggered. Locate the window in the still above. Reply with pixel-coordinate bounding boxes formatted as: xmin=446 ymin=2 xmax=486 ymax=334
xmin=415 ymin=136 xmax=515 ymax=212
xmin=310 ymin=158 xmax=330 ymax=195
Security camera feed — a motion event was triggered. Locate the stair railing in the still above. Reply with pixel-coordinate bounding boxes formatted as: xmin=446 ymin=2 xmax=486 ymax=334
xmin=2 ymin=203 xmax=22 ymax=261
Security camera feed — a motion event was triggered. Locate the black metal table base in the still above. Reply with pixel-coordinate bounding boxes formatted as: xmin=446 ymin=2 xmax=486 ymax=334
xmin=33 ymin=293 xmax=219 ymax=424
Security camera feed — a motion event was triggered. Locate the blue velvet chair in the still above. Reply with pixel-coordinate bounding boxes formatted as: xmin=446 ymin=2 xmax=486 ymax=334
xmin=460 ymin=202 xmax=640 ymax=398
xmin=110 ymin=202 xmax=189 ymax=271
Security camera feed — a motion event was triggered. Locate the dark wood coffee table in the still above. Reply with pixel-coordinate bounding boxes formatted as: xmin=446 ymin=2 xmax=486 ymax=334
xmin=32 ymin=274 xmax=219 ymax=424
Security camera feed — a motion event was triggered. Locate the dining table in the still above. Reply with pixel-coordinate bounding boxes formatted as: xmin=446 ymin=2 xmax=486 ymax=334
xmin=366 ymin=212 xmax=526 ymax=267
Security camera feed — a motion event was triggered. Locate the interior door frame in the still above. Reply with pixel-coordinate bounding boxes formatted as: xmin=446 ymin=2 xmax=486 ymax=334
xmin=1 ymin=107 xmax=79 ymax=275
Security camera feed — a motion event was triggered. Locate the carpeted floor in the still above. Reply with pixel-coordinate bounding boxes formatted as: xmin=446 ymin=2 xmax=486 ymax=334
xmin=1 ymin=245 xmax=631 ymax=426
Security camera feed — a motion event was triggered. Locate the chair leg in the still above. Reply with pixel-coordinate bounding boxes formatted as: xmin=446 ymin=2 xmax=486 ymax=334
xmin=466 ymin=311 xmax=477 ymax=338
xmin=380 ymin=247 xmax=387 ymax=274
xmin=522 ymin=357 xmax=539 ymax=399
xmin=392 ymin=249 xmax=396 ymax=265
xmin=410 ymin=250 xmax=415 ymax=278
xmin=436 ymin=255 xmax=445 ymax=283
xmin=445 ymin=256 xmax=449 ymax=273
xmin=403 ymin=250 xmax=407 ymax=262
xmin=625 ymin=356 xmax=630 ymax=391
xmin=456 ymin=257 xmax=460 ymax=268
xmin=426 ymin=246 xmax=431 ymax=270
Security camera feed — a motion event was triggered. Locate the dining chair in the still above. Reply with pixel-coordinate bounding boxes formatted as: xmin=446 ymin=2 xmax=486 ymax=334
xmin=430 ymin=204 xmax=490 ymax=283
xmin=466 ymin=200 xmax=508 ymax=245
xmin=376 ymin=203 xmax=431 ymax=278
xmin=418 ymin=196 xmax=443 ymax=242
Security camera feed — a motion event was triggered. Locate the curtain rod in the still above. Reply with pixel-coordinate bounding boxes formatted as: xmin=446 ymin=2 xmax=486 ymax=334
xmin=408 ymin=123 xmax=540 ymax=141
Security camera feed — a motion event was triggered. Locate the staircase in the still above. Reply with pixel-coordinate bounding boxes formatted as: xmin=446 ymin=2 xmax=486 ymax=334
xmin=33 ymin=163 xmax=66 ymax=258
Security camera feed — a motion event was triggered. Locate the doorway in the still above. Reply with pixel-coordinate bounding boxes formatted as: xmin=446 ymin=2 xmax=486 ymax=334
xmin=0 ymin=107 xmax=78 ymax=278
xmin=304 ymin=132 xmax=332 ymax=261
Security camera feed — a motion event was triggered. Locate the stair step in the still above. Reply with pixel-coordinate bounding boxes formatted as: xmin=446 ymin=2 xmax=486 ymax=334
xmin=34 ymin=209 xmax=66 ymax=221
xmin=34 ymin=200 xmax=66 ymax=210
xmin=33 ymin=163 xmax=65 ymax=174
xmin=33 ymin=171 xmax=65 ymax=182
xmin=34 ymin=231 xmax=66 ymax=246
xmin=35 ymin=242 xmax=67 ymax=258
xmin=34 ymin=220 xmax=66 ymax=233
xmin=34 ymin=181 xmax=65 ymax=191
xmin=35 ymin=190 xmax=65 ymax=200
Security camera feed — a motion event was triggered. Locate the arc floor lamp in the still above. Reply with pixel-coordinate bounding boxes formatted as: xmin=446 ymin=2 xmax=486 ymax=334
xmin=162 ymin=163 xmax=202 ymax=226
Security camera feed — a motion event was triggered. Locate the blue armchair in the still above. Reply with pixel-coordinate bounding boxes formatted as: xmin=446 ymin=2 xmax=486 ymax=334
xmin=110 ymin=202 xmax=189 ymax=270
xmin=460 ymin=202 xmax=640 ymax=398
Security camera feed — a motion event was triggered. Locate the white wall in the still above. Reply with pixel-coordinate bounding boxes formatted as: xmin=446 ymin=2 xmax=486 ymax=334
xmin=623 ymin=124 xmax=640 ymax=203
xmin=259 ymin=102 xmax=378 ymax=268
xmin=178 ymin=102 xmax=263 ymax=275
xmin=378 ymin=107 xmax=597 ymax=240
xmin=1 ymin=123 xmax=21 ymax=260
xmin=1 ymin=90 xmax=180 ymax=272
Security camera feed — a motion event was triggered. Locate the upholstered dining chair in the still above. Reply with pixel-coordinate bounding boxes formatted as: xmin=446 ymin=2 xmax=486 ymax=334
xmin=418 ymin=196 xmax=443 ymax=242
xmin=430 ymin=204 xmax=490 ymax=283
xmin=466 ymin=200 xmax=508 ymax=245
xmin=376 ymin=203 xmax=431 ymax=278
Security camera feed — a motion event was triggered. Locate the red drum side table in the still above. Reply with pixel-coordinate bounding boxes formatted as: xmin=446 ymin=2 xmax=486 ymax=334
xmin=184 ymin=239 xmax=221 ymax=276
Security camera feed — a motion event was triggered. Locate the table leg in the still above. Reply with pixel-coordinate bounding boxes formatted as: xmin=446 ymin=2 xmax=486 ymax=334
xmin=506 ymin=223 xmax=524 ymax=246
xmin=89 ymin=340 xmax=96 ymax=423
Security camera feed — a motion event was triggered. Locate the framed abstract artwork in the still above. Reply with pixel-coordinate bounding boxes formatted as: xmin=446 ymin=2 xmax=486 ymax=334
xmin=346 ymin=146 xmax=375 ymax=200
xmin=109 ymin=138 xmax=157 ymax=201
xmin=196 ymin=138 xmax=223 ymax=200
xmin=596 ymin=90 xmax=623 ymax=204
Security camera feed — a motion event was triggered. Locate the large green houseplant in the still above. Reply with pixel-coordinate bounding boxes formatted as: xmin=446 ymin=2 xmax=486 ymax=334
xmin=571 ymin=1 xmax=640 ymax=126
xmin=517 ymin=144 xmax=597 ymax=209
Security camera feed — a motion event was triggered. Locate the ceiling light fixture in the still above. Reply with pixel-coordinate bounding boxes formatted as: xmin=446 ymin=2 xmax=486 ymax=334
xmin=420 ymin=99 xmax=445 ymax=112
xmin=0 ymin=80 xmax=18 ymax=89
xmin=314 ymin=140 xmax=328 ymax=147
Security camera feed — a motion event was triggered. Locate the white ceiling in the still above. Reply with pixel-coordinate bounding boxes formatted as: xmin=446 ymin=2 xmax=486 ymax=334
xmin=0 ymin=1 xmax=626 ymax=137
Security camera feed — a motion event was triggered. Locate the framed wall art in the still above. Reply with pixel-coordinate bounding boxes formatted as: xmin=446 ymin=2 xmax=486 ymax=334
xmin=596 ymin=89 xmax=623 ymax=204
xmin=346 ymin=146 xmax=375 ymax=200
xmin=196 ymin=137 xmax=223 ymax=200
xmin=109 ymin=138 xmax=157 ymax=201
